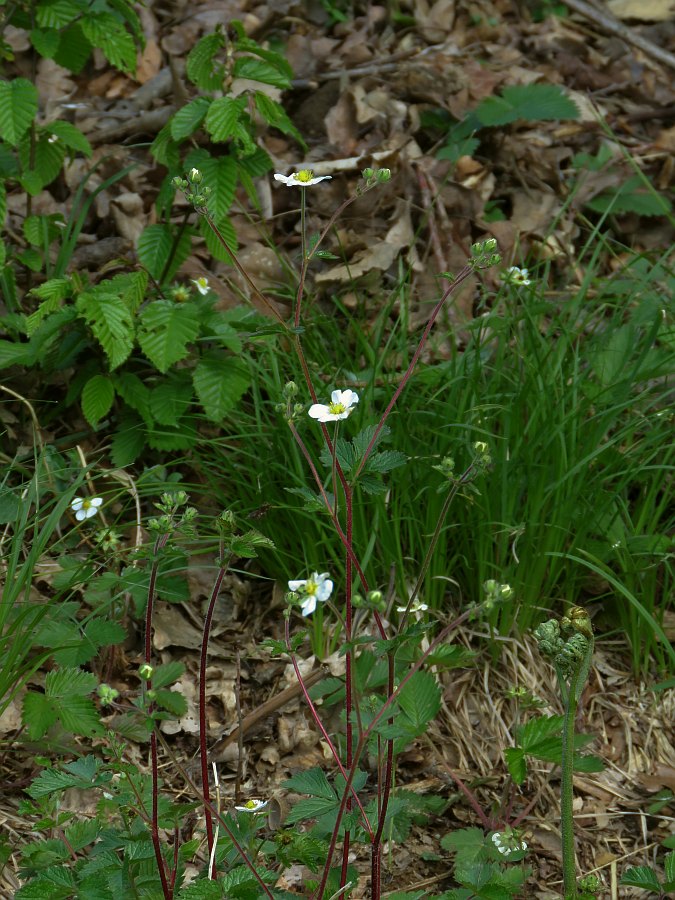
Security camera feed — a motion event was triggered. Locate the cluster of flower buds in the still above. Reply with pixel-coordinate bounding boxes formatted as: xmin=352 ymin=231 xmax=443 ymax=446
xmin=491 ymin=828 xmax=528 ymax=856
xmin=469 ymin=237 xmax=501 ymax=270
xmin=472 ymin=440 xmax=492 ymax=472
xmin=97 ymin=684 xmax=120 ymax=706
xmin=483 ymin=579 xmax=514 ymax=610
xmin=275 ymin=380 xmax=305 ymax=421
xmin=172 ymin=168 xmax=212 ymax=209
xmin=148 ymin=491 xmax=197 ymax=536
xmin=358 ymin=166 xmax=391 ymax=193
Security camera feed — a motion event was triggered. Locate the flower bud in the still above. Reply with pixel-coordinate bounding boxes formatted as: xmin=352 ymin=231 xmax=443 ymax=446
xmin=361 ymin=167 xmax=374 ymax=180
xmin=376 ymin=168 xmax=391 ymax=182
xmin=139 ymin=663 xmax=153 ymax=681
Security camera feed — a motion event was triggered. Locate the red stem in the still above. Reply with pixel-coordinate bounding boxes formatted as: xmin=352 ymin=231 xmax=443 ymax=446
xmin=199 ymin=563 xmax=228 ymax=876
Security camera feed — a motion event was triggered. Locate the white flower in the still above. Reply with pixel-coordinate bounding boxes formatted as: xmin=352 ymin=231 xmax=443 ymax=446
xmin=491 ymin=830 xmax=527 ymax=856
xmin=397 ymin=600 xmax=429 ymax=613
xmin=274 ymin=169 xmax=332 ymax=187
xmin=189 ymin=167 xmax=202 ymax=182
xmin=191 ymin=277 xmax=210 ymax=296
xmin=234 ymin=799 xmax=268 ymax=813
xmin=308 ymin=389 xmax=359 ymax=423
xmin=502 ymin=266 xmax=531 ymax=286
xmin=71 ymin=497 xmax=103 ymax=521
xmin=288 ymin=572 xmax=333 ymax=616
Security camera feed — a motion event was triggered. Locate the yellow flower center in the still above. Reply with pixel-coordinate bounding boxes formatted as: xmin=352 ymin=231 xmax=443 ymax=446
xmin=305 ymin=579 xmax=318 ymax=596
xmin=328 ymin=402 xmax=346 ymax=415
xmin=295 ymin=170 xmax=314 ymax=183
xmin=245 ymin=800 xmax=257 ymax=809
xmin=82 ymin=499 xmax=93 ymax=510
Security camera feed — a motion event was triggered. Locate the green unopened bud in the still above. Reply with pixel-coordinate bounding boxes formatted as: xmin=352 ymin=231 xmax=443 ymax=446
xmin=362 ymin=167 xmax=374 ymax=180
xmin=351 ymin=593 xmax=366 ymax=609
xmin=484 ymin=238 xmax=497 ymax=252
xmin=97 ymin=684 xmax=119 ymax=705
xmin=376 ymin=168 xmax=391 ymax=182
xmin=283 ymin=381 xmax=298 ymax=398
xmin=189 ymin=167 xmax=202 ymax=184
xmin=139 ymin=663 xmax=153 ymax=681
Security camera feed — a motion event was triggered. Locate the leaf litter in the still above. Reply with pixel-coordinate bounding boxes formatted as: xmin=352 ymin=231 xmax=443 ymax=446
xmin=1 ymin=0 xmax=674 ymax=896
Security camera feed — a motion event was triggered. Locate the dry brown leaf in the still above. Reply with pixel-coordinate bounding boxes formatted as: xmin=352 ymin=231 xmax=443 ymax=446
xmin=608 ymin=0 xmax=675 ymax=19
xmin=136 ymin=39 xmax=162 ymax=84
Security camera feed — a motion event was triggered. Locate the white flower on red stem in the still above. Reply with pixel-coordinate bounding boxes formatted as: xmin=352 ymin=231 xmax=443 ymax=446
xmin=235 ymin=799 xmax=268 ymax=813
xmin=274 ymin=169 xmax=332 ymax=187
xmin=288 ymin=572 xmax=334 ymax=616
xmin=308 ymin=389 xmax=359 ymax=423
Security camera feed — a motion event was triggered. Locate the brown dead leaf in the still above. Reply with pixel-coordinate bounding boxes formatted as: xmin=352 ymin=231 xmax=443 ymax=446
xmin=153 ymin=603 xmax=204 ymax=651
xmin=136 ymin=39 xmax=162 ymax=84
xmin=608 ymin=0 xmax=675 ymax=19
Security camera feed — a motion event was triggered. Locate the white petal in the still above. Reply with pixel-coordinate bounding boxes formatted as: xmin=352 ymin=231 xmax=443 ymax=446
xmin=91 ymin=498 xmax=103 ymax=508
xmin=84 ymin=506 xmax=98 ymax=519
xmin=288 ymin=579 xmax=307 ymax=592
xmin=71 ymin=498 xmax=84 ymax=511
xmin=301 ymin=596 xmax=317 ymax=616
xmin=274 ymin=174 xmax=292 ymax=185
xmin=308 ymin=404 xmax=330 ymax=420
xmin=315 ymin=579 xmax=333 ymax=602
xmin=75 ymin=509 xmax=87 ymax=521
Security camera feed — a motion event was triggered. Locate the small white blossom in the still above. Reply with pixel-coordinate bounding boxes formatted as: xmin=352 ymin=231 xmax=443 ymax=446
xmin=191 ymin=277 xmax=210 ymax=296
xmin=491 ymin=830 xmax=527 ymax=856
xmin=397 ymin=600 xmax=429 ymax=613
xmin=308 ymin=389 xmax=359 ymax=423
xmin=274 ymin=169 xmax=332 ymax=187
xmin=502 ymin=266 xmax=531 ymax=286
xmin=71 ymin=497 xmax=103 ymax=521
xmin=189 ymin=167 xmax=202 ymax=182
xmin=288 ymin=572 xmax=333 ymax=616
xmin=235 ymin=799 xmax=268 ymax=813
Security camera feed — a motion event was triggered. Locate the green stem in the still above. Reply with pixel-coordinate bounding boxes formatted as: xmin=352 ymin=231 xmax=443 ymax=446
xmin=560 ymin=639 xmax=594 ymax=900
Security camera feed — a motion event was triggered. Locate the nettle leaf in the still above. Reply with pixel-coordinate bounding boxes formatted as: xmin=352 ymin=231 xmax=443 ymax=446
xmin=199 ymin=215 xmax=238 ymax=263
xmin=186 ymin=31 xmax=225 ymax=91
xmin=36 ymin=0 xmax=84 ymax=29
xmin=205 ymin=96 xmax=246 ymax=143
xmin=81 ymin=374 xmax=115 ymax=428
xmin=112 ymin=372 xmax=152 ymax=421
xmin=474 ymin=83 xmax=580 ymax=127
xmin=284 ymin=766 xmax=336 ymax=800
xmin=137 ymin=300 xmax=200 ymax=373
xmin=620 ymin=866 xmax=661 ymax=890
xmin=170 ymin=96 xmax=211 ymax=141
xmin=398 ymin=670 xmax=441 ymax=733
xmin=0 ymin=78 xmax=39 ymax=145
xmin=193 ymin=353 xmax=250 ymax=422
xmin=233 ymin=56 xmax=291 ymax=89
xmin=82 ymin=13 xmax=136 ymax=74
xmin=150 ymin=376 xmax=194 ymax=425
xmin=43 ymin=120 xmax=92 ymax=156
xmin=30 ymin=27 xmax=61 ymax=58
xmin=137 ymin=223 xmax=191 ymax=282
xmin=76 ymin=291 xmax=134 ymax=369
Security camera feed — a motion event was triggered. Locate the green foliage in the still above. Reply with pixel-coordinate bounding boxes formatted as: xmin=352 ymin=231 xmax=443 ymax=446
xmin=4 ymin=270 xmax=257 ymax=462
xmin=504 ymin=714 xmax=604 ymax=785
xmin=23 ymin=667 xmax=103 ymax=739
xmin=621 ymin=849 xmax=675 ymax=895
xmin=437 ymin=82 xmax=578 ymax=164
xmin=439 ymin=827 xmax=532 ymax=899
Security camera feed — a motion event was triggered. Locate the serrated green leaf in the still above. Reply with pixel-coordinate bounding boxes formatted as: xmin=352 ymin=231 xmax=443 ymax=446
xmin=76 ymin=291 xmax=134 ymax=369
xmin=365 ymin=449 xmax=408 ymax=474
xmin=233 ymin=56 xmax=291 ymax=89
xmin=43 ymin=120 xmax=92 ymax=156
xmin=284 ymin=766 xmax=336 ymax=800
xmin=620 ymin=866 xmax=661 ymax=890
xmin=199 ymin=214 xmax=238 ymax=263
xmin=254 ymin=92 xmax=305 ymax=145
xmin=205 ymin=96 xmax=246 ymax=142
xmin=112 ymin=372 xmax=152 ymax=420
xmin=186 ymin=32 xmax=225 ymax=91
xmin=150 ymin=377 xmax=194 ymax=425
xmin=111 ymin=415 xmax=146 ymax=466
xmin=517 ymin=714 xmax=563 ymax=751
xmin=152 ymin=661 xmax=186 ymax=689
xmin=23 ymin=692 xmax=60 ymax=740
xmin=397 ymin=670 xmax=441 ymax=732
xmin=81 ymin=374 xmax=115 ymax=428
xmin=36 ymin=0 xmax=83 ymax=29
xmin=170 ymin=96 xmax=211 ymax=141
xmin=30 ymin=27 xmax=61 ymax=58
xmin=82 ymin=13 xmax=136 ymax=74
xmin=137 ymin=223 xmax=191 ymax=282
xmin=54 ymin=22 xmax=91 ymax=73
xmin=19 ymin=133 xmax=66 ymax=189
xmin=26 ymin=279 xmax=70 ymax=334
xmin=504 ymin=747 xmax=527 ymax=785
xmin=0 ymin=78 xmax=39 ymax=145
xmin=586 ymin=175 xmax=671 ymax=217
xmin=193 ymin=353 xmax=250 ymax=422
xmin=150 ymin=122 xmax=180 ymax=168
xmin=475 ymin=83 xmax=579 ymax=127
xmin=137 ymin=300 xmax=200 ymax=372
xmin=154 ymin=688 xmax=188 ymax=717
